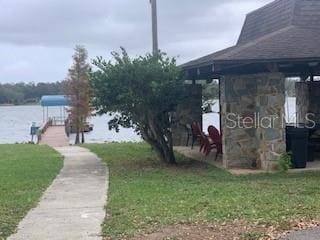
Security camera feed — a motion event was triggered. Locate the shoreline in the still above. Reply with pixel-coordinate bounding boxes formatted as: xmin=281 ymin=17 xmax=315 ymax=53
xmin=0 ymin=103 xmax=39 ymax=107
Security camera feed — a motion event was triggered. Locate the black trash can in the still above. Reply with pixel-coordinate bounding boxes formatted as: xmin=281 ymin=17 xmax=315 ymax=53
xmin=286 ymin=125 xmax=295 ymax=152
xmin=308 ymin=143 xmax=315 ymax=162
xmin=287 ymin=127 xmax=309 ymax=169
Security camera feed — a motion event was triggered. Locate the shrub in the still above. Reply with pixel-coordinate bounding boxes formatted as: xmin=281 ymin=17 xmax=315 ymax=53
xmin=278 ymin=152 xmax=292 ymax=172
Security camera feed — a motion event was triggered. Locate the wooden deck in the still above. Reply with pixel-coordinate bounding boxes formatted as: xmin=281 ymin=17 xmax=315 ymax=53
xmin=39 ymin=126 xmax=69 ymax=147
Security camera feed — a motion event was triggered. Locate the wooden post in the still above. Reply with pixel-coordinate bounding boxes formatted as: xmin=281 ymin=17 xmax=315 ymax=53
xmin=43 ymin=107 xmax=45 ymax=123
xmin=218 ymin=78 xmax=222 ymax=136
xmin=150 ymin=0 xmax=158 ymax=54
xmin=310 ymin=72 xmax=314 ymax=82
xmin=63 ymin=107 xmax=65 ymax=121
xmin=60 ymin=106 xmax=63 ymax=125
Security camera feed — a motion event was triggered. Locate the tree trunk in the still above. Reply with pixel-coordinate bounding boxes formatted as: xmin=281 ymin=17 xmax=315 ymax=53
xmin=81 ymin=123 xmax=85 ymax=144
xmin=163 ymin=131 xmax=176 ymax=164
xmin=75 ymin=117 xmax=80 ymax=144
xmin=159 ymin=141 xmax=176 ymax=164
xmin=81 ymin=118 xmax=85 ymax=144
xmin=150 ymin=139 xmax=176 ymax=164
xmin=142 ymin=116 xmax=176 ymax=164
xmin=75 ymin=131 xmax=80 ymax=144
xmin=81 ymin=131 xmax=85 ymax=143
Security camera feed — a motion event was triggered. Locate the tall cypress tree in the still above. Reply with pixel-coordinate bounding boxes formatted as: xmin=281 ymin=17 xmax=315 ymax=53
xmin=66 ymin=46 xmax=91 ymax=144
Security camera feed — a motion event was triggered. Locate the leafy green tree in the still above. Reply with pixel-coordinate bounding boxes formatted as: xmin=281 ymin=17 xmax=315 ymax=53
xmin=90 ymin=49 xmax=184 ymax=164
xmin=202 ymin=81 xmax=219 ymax=113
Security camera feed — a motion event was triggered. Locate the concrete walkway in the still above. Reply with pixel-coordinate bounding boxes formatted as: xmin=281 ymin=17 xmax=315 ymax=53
xmin=9 ymin=146 xmax=108 ymax=240
xmin=282 ymin=228 xmax=320 ymax=240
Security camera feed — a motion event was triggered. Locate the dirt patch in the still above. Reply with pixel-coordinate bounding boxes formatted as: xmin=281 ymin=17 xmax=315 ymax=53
xmin=128 ymin=219 xmax=320 ymax=240
xmin=122 ymin=156 xmax=210 ymax=174
xmin=130 ymin=222 xmax=268 ymax=240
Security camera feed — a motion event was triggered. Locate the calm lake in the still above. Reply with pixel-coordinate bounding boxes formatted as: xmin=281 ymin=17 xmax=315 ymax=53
xmin=0 ymin=98 xmax=296 ymax=144
xmin=0 ymin=105 xmax=141 ymax=144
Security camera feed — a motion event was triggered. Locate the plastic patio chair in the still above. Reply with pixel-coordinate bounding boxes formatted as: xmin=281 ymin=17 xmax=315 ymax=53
xmin=191 ymin=122 xmax=207 ymax=152
xmin=207 ymin=125 xmax=223 ymax=160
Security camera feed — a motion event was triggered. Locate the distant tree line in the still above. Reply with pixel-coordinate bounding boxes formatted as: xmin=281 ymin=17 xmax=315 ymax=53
xmin=0 ymin=81 xmax=66 ymax=105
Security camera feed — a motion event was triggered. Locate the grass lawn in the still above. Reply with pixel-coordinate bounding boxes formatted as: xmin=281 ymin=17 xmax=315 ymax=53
xmin=86 ymin=143 xmax=320 ymax=239
xmin=0 ymin=144 xmax=63 ymax=239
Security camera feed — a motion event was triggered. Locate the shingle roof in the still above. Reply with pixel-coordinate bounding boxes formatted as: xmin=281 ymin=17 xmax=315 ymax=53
xmin=237 ymin=0 xmax=295 ymax=45
xmin=183 ymin=0 xmax=320 ymax=69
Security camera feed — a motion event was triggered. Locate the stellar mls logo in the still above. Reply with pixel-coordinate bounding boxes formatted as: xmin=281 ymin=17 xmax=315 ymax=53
xmin=225 ymin=113 xmax=316 ymax=129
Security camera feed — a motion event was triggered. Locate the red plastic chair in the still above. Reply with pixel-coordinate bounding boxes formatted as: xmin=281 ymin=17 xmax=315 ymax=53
xmin=207 ymin=126 xmax=223 ymax=160
xmin=191 ymin=122 xmax=207 ymax=153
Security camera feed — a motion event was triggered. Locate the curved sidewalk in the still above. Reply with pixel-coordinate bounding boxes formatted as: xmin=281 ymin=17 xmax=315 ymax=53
xmin=9 ymin=146 xmax=108 ymax=240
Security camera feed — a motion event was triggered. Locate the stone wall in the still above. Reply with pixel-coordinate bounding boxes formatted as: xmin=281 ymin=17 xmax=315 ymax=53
xmin=172 ymin=84 xmax=202 ymax=146
xmin=296 ymin=82 xmax=309 ymax=124
xmin=296 ymin=81 xmax=320 ymax=124
xmin=220 ymin=73 xmax=286 ymax=170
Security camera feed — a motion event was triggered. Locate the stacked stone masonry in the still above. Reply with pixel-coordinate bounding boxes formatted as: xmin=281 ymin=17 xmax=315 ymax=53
xmin=220 ymin=73 xmax=286 ymax=170
xmin=296 ymin=81 xmax=320 ymax=125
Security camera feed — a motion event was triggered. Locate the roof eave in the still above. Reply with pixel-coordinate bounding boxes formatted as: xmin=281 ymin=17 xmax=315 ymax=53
xmin=183 ymin=57 xmax=320 ymax=71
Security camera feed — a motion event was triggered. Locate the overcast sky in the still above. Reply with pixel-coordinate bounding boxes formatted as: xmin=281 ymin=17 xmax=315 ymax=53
xmin=0 ymin=0 xmax=273 ymax=83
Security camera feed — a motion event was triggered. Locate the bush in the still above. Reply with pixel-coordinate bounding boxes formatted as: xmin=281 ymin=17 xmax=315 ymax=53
xmin=278 ymin=152 xmax=292 ymax=172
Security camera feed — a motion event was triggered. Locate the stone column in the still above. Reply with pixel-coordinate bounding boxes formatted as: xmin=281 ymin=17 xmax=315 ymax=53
xmin=296 ymin=81 xmax=320 ymax=125
xmin=220 ymin=73 xmax=286 ymax=170
xmin=255 ymin=76 xmax=286 ymax=170
xmin=172 ymin=84 xmax=202 ymax=146
xmin=220 ymin=74 xmax=258 ymax=168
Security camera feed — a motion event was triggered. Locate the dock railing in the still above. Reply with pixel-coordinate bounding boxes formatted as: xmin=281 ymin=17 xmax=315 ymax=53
xmin=37 ymin=118 xmax=53 ymax=143
xmin=36 ymin=116 xmax=70 ymax=144
xmin=51 ymin=116 xmax=66 ymax=126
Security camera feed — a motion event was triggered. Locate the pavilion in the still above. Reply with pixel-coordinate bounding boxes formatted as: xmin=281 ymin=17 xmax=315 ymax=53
xmin=180 ymin=0 xmax=320 ymax=170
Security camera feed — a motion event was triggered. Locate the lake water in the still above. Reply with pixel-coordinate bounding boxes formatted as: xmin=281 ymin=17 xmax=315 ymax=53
xmin=0 ymin=105 xmax=141 ymax=144
xmin=0 ymin=98 xmax=296 ymax=144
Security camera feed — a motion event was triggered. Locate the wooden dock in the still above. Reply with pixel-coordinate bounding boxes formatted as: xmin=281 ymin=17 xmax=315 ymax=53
xmin=39 ymin=126 xmax=69 ymax=147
